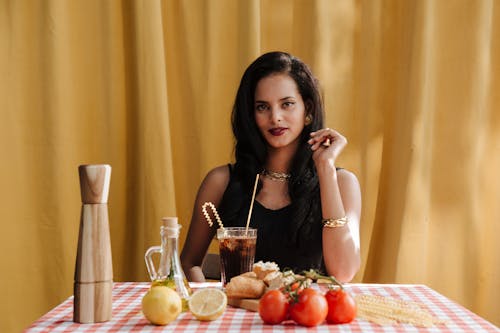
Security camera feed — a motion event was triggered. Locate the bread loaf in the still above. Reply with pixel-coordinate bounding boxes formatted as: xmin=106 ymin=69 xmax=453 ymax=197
xmin=225 ymin=276 xmax=266 ymax=299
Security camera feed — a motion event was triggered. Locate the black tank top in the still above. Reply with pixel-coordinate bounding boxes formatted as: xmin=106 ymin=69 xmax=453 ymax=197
xmin=218 ymin=164 xmax=324 ymax=273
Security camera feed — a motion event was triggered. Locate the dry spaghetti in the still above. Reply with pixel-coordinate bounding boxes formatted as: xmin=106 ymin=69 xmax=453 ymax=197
xmin=355 ymin=294 xmax=447 ymax=327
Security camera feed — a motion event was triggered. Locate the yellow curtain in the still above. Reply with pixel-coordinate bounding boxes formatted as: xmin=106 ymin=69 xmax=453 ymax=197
xmin=1 ymin=0 xmax=499 ymax=331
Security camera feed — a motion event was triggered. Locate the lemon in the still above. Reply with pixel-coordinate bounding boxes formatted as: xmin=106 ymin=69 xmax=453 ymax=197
xmin=188 ymin=288 xmax=227 ymax=321
xmin=142 ymin=286 xmax=182 ymax=325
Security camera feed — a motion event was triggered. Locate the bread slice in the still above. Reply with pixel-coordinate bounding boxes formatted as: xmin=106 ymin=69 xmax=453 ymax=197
xmin=262 ymin=271 xmax=283 ymax=289
xmin=253 ymin=261 xmax=279 ymax=280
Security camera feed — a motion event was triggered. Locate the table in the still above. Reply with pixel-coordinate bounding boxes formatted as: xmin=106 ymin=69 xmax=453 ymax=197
xmin=26 ymin=282 xmax=499 ymax=332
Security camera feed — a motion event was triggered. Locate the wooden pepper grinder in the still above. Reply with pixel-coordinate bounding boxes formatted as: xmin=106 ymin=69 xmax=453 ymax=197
xmin=74 ymin=164 xmax=113 ymax=323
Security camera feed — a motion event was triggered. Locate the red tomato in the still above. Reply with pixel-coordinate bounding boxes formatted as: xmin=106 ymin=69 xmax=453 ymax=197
xmin=325 ymin=288 xmax=357 ymax=324
xmin=287 ymin=282 xmax=305 ymax=295
xmin=259 ymin=290 xmax=290 ymax=324
xmin=289 ymin=288 xmax=328 ymax=327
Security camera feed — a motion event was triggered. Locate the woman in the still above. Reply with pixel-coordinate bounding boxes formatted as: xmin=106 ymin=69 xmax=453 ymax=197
xmin=180 ymin=51 xmax=361 ymax=282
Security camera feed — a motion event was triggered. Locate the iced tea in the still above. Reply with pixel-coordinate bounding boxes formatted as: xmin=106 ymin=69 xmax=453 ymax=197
xmin=217 ymin=227 xmax=257 ymax=285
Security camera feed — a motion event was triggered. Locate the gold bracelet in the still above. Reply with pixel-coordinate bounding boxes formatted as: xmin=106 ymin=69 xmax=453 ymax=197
xmin=322 ymin=216 xmax=349 ymax=228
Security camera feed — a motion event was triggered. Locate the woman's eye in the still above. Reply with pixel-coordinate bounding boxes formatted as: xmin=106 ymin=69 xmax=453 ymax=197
xmin=255 ymin=104 xmax=267 ymax=111
xmin=283 ymin=101 xmax=294 ymax=108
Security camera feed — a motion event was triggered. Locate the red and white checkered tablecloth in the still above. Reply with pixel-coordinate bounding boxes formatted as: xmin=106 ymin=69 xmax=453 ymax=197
xmin=26 ymin=282 xmax=499 ymax=332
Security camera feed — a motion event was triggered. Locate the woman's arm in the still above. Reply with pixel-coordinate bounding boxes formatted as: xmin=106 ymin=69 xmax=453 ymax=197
xmin=318 ymin=166 xmax=361 ymax=282
xmin=308 ymin=129 xmax=362 ymax=282
xmin=180 ymin=165 xmax=230 ymax=282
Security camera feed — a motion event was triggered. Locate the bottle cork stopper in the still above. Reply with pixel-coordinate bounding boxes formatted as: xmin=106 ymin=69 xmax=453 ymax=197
xmin=162 ymin=217 xmax=178 ymax=228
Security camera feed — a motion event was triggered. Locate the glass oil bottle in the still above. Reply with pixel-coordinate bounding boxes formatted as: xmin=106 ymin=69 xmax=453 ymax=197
xmin=145 ymin=217 xmax=192 ymax=310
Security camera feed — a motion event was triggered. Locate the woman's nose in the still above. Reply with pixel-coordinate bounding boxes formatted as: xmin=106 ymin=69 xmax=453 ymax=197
xmin=270 ymin=108 xmax=282 ymax=123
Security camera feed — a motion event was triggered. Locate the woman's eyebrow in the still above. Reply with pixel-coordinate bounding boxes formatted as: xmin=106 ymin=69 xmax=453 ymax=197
xmin=255 ymin=96 xmax=295 ymax=104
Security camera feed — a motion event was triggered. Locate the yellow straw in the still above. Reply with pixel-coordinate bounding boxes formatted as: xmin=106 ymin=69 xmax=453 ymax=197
xmin=245 ymin=173 xmax=260 ymax=234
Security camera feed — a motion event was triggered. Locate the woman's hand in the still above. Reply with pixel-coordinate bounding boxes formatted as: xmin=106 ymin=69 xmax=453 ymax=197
xmin=308 ymin=128 xmax=347 ymax=166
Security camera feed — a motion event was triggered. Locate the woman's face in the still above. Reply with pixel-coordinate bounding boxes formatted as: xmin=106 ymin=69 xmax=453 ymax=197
xmin=254 ymin=73 xmax=307 ymax=151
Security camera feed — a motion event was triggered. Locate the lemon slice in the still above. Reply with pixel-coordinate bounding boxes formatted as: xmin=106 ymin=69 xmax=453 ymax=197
xmin=188 ymin=288 xmax=227 ymax=321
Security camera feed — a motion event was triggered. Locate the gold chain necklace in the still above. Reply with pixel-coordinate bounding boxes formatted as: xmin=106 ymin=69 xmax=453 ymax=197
xmin=261 ymin=169 xmax=291 ymax=182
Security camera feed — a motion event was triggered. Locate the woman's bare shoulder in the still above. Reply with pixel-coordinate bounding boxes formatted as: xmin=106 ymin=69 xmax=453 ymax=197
xmin=204 ymin=164 xmax=231 ymax=183
xmin=199 ymin=164 xmax=232 ymax=196
xmin=193 ymin=165 xmax=233 ymax=208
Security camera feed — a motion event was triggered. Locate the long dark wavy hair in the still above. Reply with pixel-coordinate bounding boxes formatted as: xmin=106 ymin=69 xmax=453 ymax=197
xmin=229 ymin=51 xmax=325 ymax=250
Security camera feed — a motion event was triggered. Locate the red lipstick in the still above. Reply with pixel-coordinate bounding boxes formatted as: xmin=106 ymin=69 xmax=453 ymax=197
xmin=269 ymin=127 xmax=287 ymax=136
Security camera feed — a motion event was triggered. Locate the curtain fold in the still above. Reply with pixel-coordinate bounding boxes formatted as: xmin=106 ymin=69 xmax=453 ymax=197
xmin=1 ymin=1 xmax=499 ymax=331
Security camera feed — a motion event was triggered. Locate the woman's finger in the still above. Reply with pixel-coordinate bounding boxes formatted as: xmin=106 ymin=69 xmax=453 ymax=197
xmin=309 ymin=128 xmax=338 ymax=146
